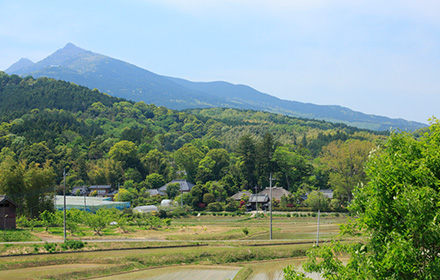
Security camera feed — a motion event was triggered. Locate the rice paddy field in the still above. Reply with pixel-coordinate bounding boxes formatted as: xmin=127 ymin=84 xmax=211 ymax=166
xmin=0 ymin=213 xmax=348 ymax=279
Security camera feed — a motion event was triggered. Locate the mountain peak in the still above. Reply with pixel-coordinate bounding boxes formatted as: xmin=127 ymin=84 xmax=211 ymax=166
xmin=63 ymin=42 xmax=81 ymax=51
xmin=5 ymin=58 xmax=34 ymax=73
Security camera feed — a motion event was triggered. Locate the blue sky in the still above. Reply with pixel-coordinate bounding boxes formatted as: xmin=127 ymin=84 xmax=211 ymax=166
xmin=1 ymin=0 xmax=439 ymax=124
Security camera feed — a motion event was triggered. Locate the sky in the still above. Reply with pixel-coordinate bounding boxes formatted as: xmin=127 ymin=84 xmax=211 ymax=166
xmin=1 ymin=0 xmax=439 ymax=124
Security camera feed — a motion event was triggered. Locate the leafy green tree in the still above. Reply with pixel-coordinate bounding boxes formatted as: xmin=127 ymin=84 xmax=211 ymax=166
xmin=256 ymin=132 xmax=276 ymax=188
xmin=174 ymin=144 xmax=203 ymax=182
xmin=237 ymin=135 xmax=257 ymax=188
xmin=85 ymin=208 xmax=112 ymax=235
xmin=188 ymin=184 xmax=209 ymax=209
xmin=304 ymin=191 xmax=329 ymax=211
xmin=320 ymin=139 xmax=375 ymax=203
xmin=196 ymin=155 xmax=215 ymax=183
xmin=288 ymin=119 xmax=440 ymax=279
xmin=206 ymin=148 xmax=230 ymax=180
xmin=87 ymin=158 xmax=124 ymax=186
xmin=166 ymin=183 xmax=180 ymax=199
xmin=142 ymin=149 xmax=169 ymax=176
xmin=144 ymin=173 xmax=165 ymax=189
xmin=108 ymin=140 xmax=138 ymax=169
xmin=39 ymin=210 xmax=56 ymax=232
xmin=203 ymin=193 xmax=216 ymax=205
xmin=273 ymin=146 xmax=312 ymax=192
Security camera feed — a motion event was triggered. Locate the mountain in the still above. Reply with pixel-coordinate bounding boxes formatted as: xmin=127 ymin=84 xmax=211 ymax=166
xmin=5 ymin=43 xmax=427 ymax=131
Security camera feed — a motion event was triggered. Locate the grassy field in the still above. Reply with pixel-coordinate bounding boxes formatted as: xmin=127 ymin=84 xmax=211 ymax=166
xmin=0 ymin=213 xmax=348 ymax=279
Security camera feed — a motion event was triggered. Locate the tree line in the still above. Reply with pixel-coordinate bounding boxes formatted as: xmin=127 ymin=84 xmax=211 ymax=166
xmin=0 ymin=72 xmax=387 ymax=217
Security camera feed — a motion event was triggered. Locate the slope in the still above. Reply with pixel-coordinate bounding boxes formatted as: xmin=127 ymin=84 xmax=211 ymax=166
xmin=6 ymin=43 xmax=427 ymax=131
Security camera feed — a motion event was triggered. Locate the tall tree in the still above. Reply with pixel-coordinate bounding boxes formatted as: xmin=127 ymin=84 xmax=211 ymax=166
xmin=320 ymin=139 xmax=375 ymax=203
xmin=256 ymin=132 xmax=275 ymax=188
xmin=237 ymin=135 xmax=257 ymax=188
xmin=174 ymin=144 xmax=203 ymax=182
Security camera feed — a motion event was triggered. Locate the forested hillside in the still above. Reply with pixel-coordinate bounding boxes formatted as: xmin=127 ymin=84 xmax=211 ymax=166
xmin=0 ymin=73 xmax=388 ymax=217
xmin=7 ymin=43 xmax=427 ymax=131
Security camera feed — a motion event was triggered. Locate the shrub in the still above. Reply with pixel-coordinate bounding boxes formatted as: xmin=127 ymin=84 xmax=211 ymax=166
xmin=61 ymin=240 xmax=85 ymax=250
xmin=43 ymin=242 xmax=57 ymax=253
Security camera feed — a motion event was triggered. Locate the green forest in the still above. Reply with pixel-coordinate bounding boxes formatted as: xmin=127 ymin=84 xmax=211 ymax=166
xmin=0 ymin=72 xmax=389 ymax=217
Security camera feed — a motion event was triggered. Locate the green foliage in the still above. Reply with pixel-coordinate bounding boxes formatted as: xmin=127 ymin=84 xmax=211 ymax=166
xmin=61 ymin=240 xmax=85 ymax=250
xmin=166 ymin=183 xmax=180 ymax=199
xmin=206 ymin=201 xmax=224 ymax=212
xmin=289 ymin=119 xmax=440 ymax=279
xmin=320 ymin=139 xmax=375 ymax=203
xmin=283 ymin=265 xmax=311 ymax=280
xmin=304 ymin=191 xmax=329 ymax=211
xmin=0 ymin=72 xmax=389 ymax=216
xmin=43 ymin=242 xmax=57 ymax=253
xmin=144 ymin=173 xmax=165 ymax=189
xmin=85 ymin=208 xmax=113 ymax=235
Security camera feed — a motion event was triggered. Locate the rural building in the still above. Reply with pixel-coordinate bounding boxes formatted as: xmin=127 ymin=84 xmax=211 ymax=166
xmin=258 ymin=187 xmax=291 ymax=201
xmin=158 ymin=180 xmax=195 ymax=196
xmin=0 ymin=195 xmax=19 ymax=229
xmin=145 ymin=189 xmax=160 ymax=196
xmin=71 ymin=185 xmax=115 ymax=198
xmin=71 ymin=186 xmax=88 ymax=196
xmin=230 ymin=190 xmax=252 ymax=201
xmin=246 ymin=194 xmax=270 ymax=211
xmin=89 ymin=185 xmax=112 ymax=196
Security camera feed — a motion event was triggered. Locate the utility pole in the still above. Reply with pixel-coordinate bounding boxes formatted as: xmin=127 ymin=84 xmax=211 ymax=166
xmin=3 ymin=214 xmax=8 ymax=240
xmin=180 ymin=190 xmax=183 ymax=209
xmin=269 ymin=173 xmax=276 ymax=240
xmin=83 ymin=189 xmax=87 ymax=212
xmin=316 ymin=190 xmax=321 ymax=247
xmin=254 ymin=185 xmax=259 ymax=218
xmin=63 ymin=168 xmax=69 ymax=243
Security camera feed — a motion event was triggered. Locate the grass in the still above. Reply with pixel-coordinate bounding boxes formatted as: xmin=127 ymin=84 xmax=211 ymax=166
xmin=0 ymin=213 xmax=349 ymax=279
xmin=0 ymin=228 xmax=41 ymax=242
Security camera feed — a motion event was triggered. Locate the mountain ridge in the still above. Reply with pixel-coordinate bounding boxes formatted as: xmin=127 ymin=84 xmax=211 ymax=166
xmin=5 ymin=43 xmax=427 ymax=131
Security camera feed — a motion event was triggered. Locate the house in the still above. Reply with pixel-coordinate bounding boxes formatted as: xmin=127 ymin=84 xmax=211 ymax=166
xmin=246 ymin=194 xmax=270 ymax=211
xmin=0 ymin=195 xmax=19 ymax=229
xmin=158 ymin=180 xmax=195 ymax=196
xmin=89 ymin=185 xmax=112 ymax=196
xmin=230 ymin=190 xmax=252 ymax=201
xmin=145 ymin=189 xmax=160 ymax=196
xmin=71 ymin=185 xmax=113 ymax=197
xmin=71 ymin=186 xmax=88 ymax=196
xmin=258 ymin=187 xmax=291 ymax=201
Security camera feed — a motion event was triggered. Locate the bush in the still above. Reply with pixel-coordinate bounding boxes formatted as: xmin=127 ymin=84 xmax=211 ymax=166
xmin=43 ymin=242 xmax=57 ymax=253
xmin=61 ymin=240 xmax=85 ymax=250
xmin=207 ymin=202 xmax=224 ymax=212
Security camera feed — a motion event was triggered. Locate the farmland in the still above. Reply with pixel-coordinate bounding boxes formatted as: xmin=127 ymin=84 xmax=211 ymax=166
xmin=0 ymin=213 xmax=348 ymax=279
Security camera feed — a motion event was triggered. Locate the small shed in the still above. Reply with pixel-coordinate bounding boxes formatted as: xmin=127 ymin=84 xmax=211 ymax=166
xmin=0 ymin=195 xmax=19 ymax=229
